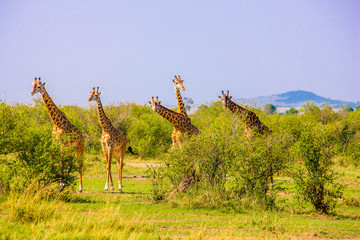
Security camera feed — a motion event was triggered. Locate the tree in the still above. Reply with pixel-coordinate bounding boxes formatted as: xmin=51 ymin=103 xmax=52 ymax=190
xmin=285 ymin=107 xmax=299 ymax=115
xmin=340 ymin=105 xmax=354 ymax=113
xmin=184 ymin=97 xmax=194 ymax=112
xmin=265 ymin=104 xmax=277 ymax=115
xmin=292 ymin=125 xmax=344 ymax=214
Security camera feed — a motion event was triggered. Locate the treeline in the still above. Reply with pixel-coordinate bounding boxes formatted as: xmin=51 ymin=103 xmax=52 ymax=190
xmin=1 ymin=98 xmax=360 ymax=213
xmin=0 ymin=98 xmax=173 ymax=158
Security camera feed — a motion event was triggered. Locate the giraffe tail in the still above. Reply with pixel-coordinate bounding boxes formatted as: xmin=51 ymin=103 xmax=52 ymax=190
xmin=127 ymin=146 xmax=137 ymax=155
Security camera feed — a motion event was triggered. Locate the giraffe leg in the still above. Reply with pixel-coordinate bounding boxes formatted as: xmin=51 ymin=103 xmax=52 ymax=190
xmin=107 ymin=148 xmax=115 ymax=191
xmin=171 ymin=129 xmax=177 ymax=150
xmin=176 ymin=131 xmax=182 ymax=149
xmin=76 ymin=148 xmax=84 ymax=193
xmin=59 ymin=156 xmax=65 ymax=191
xmin=114 ymin=146 xmax=126 ymax=191
xmin=102 ymin=143 xmax=110 ymax=191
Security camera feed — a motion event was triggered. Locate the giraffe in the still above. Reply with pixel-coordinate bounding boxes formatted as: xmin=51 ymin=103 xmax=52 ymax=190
xmin=219 ymin=90 xmax=272 ymax=136
xmin=149 ymin=96 xmax=199 ymax=195
xmin=30 ymin=77 xmax=85 ymax=192
xmin=149 ymin=96 xmax=199 ymax=148
xmin=88 ymin=87 xmax=134 ymax=191
xmin=172 ymin=75 xmax=191 ymax=147
xmin=219 ymin=90 xmax=274 ymax=185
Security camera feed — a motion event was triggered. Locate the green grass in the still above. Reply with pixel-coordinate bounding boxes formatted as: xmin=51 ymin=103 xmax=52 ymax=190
xmin=1 ymin=156 xmax=360 ymax=239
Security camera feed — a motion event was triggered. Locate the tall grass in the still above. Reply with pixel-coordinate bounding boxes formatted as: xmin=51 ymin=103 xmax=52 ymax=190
xmin=1 ymin=180 xmax=157 ymax=239
xmin=4 ymin=180 xmax=63 ymax=223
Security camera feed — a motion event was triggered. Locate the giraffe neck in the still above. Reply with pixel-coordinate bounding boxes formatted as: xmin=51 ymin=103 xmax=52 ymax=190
xmin=156 ymin=104 xmax=182 ymax=125
xmin=40 ymin=88 xmax=68 ymax=127
xmin=95 ymin=98 xmax=113 ymax=131
xmin=175 ymin=88 xmax=187 ymax=117
xmin=227 ymin=99 xmax=249 ymax=116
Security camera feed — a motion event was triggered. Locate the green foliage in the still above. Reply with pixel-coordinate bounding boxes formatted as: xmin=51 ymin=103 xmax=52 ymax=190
xmin=0 ymin=102 xmax=16 ymax=154
xmin=265 ymin=103 xmax=277 ymax=115
xmin=230 ymin=132 xmax=292 ymax=205
xmin=341 ymin=105 xmax=354 ymax=113
xmin=285 ymin=107 xmax=299 ymax=115
xmin=126 ymin=104 xmax=172 ymax=158
xmin=1 ymin=129 xmax=79 ymax=193
xmin=150 ymin=106 xmax=292 ymax=210
xmin=300 ymin=101 xmax=321 ymax=122
xmin=0 ymin=101 xmax=79 ymax=193
xmin=319 ymin=103 xmax=338 ymax=124
xmin=291 ymin=124 xmax=344 ymax=214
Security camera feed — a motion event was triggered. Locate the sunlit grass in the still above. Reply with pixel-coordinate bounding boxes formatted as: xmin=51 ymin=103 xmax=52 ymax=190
xmin=1 ymin=157 xmax=360 ymax=239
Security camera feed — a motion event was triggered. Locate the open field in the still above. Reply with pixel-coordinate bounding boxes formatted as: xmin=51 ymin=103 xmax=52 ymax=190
xmin=1 ymin=156 xmax=360 ymax=240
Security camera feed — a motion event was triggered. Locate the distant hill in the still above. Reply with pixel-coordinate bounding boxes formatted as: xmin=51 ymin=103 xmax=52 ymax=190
xmin=240 ymin=90 xmax=359 ymax=108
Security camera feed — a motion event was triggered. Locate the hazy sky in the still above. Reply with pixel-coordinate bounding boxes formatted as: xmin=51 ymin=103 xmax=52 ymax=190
xmin=0 ymin=1 xmax=359 ymax=106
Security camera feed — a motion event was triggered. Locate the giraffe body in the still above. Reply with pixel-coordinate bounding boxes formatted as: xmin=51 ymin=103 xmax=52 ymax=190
xmin=30 ymin=78 xmax=84 ymax=192
xmin=89 ymin=87 xmax=130 ymax=191
xmin=149 ymin=97 xmax=199 ymax=147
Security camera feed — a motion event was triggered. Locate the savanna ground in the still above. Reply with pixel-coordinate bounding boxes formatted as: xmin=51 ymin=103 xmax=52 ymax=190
xmin=1 ymin=154 xmax=359 ymax=240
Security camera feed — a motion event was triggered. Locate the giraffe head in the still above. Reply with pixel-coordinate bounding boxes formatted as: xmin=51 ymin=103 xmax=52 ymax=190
xmin=88 ymin=87 xmax=102 ymax=102
xmin=218 ymin=90 xmax=233 ymax=109
xmin=148 ymin=96 xmax=161 ymax=112
xmin=173 ymin=75 xmax=185 ymax=91
xmin=30 ymin=77 xmax=47 ymax=96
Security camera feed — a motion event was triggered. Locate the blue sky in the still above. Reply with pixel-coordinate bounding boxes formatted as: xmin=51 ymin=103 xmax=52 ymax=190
xmin=0 ymin=1 xmax=359 ymax=106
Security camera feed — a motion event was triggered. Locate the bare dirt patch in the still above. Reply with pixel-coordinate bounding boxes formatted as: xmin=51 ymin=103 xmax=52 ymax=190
xmin=126 ymin=162 xmax=162 ymax=168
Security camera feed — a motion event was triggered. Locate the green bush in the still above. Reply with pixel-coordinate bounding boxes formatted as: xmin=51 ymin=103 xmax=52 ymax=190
xmin=0 ymin=102 xmax=79 ymax=193
xmin=150 ymin=106 xmax=292 ymax=210
xmin=126 ymin=104 xmax=172 ymax=158
xmin=291 ymin=124 xmax=344 ymax=214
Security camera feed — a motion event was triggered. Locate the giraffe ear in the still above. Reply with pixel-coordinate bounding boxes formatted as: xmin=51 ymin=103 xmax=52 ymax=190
xmin=230 ymin=96 xmax=233 ymax=99
xmin=148 ymin=101 xmax=151 ymax=105
xmin=158 ymin=101 xmax=161 ymax=105
xmin=99 ymin=92 xmax=103 ymax=95
xmin=42 ymin=82 xmax=47 ymax=87
xmin=218 ymin=95 xmax=221 ymax=99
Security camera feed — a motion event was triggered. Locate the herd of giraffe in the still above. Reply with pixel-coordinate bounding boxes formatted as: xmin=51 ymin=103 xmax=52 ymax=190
xmin=30 ymin=76 xmax=271 ymax=193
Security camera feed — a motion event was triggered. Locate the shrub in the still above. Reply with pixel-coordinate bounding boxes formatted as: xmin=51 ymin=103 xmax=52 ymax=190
xmin=126 ymin=104 xmax=172 ymax=158
xmin=291 ymin=124 xmax=344 ymax=214
xmin=229 ymin=131 xmax=292 ymax=207
xmin=150 ymin=107 xmax=292 ymax=210
xmin=285 ymin=107 xmax=299 ymax=115
xmin=1 ymin=129 xmax=79 ymax=193
xmin=0 ymin=102 xmax=79 ymax=193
